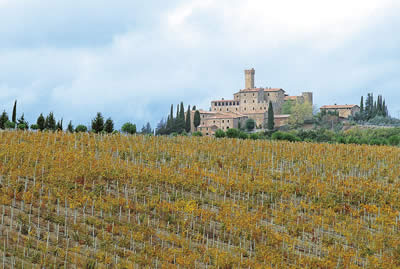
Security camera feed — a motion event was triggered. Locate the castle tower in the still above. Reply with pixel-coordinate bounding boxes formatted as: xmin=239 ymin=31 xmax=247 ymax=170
xmin=302 ymin=92 xmax=313 ymax=105
xmin=245 ymin=68 xmax=255 ymax=89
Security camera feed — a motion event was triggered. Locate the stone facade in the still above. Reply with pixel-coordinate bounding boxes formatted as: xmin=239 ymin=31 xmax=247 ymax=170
xmin=210 ymin=69 xmax=313 ymax=127
xmin=191 ymin=110 xmax=248 ymax=136
xmin=320 ymin=105 xmax=360 ymax=119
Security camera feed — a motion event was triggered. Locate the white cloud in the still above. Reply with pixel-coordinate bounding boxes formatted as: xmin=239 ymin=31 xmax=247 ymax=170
xmin=166 ymin=0 xmax=398 ymax=50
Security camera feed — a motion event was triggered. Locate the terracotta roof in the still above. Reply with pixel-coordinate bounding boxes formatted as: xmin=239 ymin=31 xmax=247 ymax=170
xmin=198 ymin=125 xmax=218 ymax=129
xmin=274 ymin=114 xmax=290 ymax=118
xmin=265 ymin=88 xmax=284 ymax=92
xmin=241 ymin=112 xmax=266 ymax=115
xmin=320 ymin=105 xmax=359 ymax=109
xmin=284 ymin=96 xmax=298 ymax=101
xmin=197 ymin=110 xmax=216 ymax=114
xmin=204 ymin=112 xmax=247 ymax=119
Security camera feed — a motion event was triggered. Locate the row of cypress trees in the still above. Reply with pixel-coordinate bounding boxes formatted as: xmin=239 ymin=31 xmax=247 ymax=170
xmin=357 ymin=93 xmax=389 ymax=121
xmin=0 ymin=100 xmax=117 ymax=133
xmin=0 ymin=101 xmax=29 ymax=130
xmin=157 ymin=102 xmax=201 ymax=135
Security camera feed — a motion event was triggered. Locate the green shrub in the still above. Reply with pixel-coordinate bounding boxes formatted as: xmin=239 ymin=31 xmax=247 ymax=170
xmin=121 ymin=122 xmax=137 ymax=135
xmin=239 ymin=131 xmax=248 ymax=139
xmin=245 ymin=119 xmax=256 ymax=131
xmin=388 ymin=135 xmax=400 ymax=146
xmin=192 ymin=131 xmax=203 ymax=137
xmin=4 ymin=121 xmax=15 ymax=129
xmin=250 ymin=133 xmax=259 ymax=140
xmin=271 ymin=131 xmax=300 ymax=142
xmin=346 ymin=136 xmax=360 ymax=145
xmin=336 ymin=136 xmax=346 ymax=144
xmin=226 ymin=128 xmax=240 ymax=138
xmin=30 ymin=124 xmax=39 ymax=130
xmin=215 ymin=129 xmax=225 ymax=138
xmin=17 ymin=123 xmax=28 ymax=130
xmin=369 ymin=138 xmax=387 ymax=145
xmin=75 ymin=125 xmax=88 ymax=133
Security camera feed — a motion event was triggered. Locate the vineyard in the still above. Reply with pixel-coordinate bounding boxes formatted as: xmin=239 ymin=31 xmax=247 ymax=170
xmin=0 ymin=131 xmax=400 ymax=268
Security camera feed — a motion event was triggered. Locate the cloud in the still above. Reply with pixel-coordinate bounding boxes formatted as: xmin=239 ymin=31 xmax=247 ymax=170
xmin=0 ymin=0 xmax=399 ymax=129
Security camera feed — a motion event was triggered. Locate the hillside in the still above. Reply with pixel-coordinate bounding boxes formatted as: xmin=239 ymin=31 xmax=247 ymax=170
xmin=0 ymin=131 xmax=399 ymax=268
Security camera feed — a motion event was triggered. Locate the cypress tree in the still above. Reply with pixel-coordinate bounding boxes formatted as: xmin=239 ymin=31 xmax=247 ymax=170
xmin=91 ymin=112 xmax=104 ymax=133
xmin=146 ymin=122 xmax=152 ymax=134
xmin=170 ymin=104 xmax=174 ymax=120
xmin=365 ymin=93 xmax=373 ymax=120
xmin=104 ymin=117 xmax=114 ymax=133
xmin=185 ymin=105 xmax=191 ymax=132
xmin=194 ymin=110 xmax=201 ymax=130
xmin=179 ymin=102 xmax=185 ymax=120
xmin=382 ymin=99 xmax=387 ymax=117
xmin=56 ymin=119 xmax=63 ymax=131
xmin=45 ymin=112 xmax=56 ymax=131
xmin=67 ymin=121 xmax=74 ymax=133
xmin=37 ymin=114 xmax=45 ymax=131
xmin=267 ymin=101 xmax=275 ymax=130
xmin=192 ymin=106 xmax=196 ymax=111
xmin=12 ymin=100 xmax=17 ymax=123
xmin=178 ymin=102 xmax=185 ymax=133
xmin=0 ymin=111 xmax=9 ymax=129
xmin=166 ymin=104 xmax=174 ymax=133
xmin=360 ymin=96 xmax=364 ymax=112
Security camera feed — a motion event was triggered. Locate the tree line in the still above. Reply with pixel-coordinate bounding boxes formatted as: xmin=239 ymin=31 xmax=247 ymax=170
xmin=354 ymin=93 xmax=389 ymax=121
xmin=156 ymin=102 xmax=201 ymax=135
xmin=0 ymin=100 xmax=153 ymax=134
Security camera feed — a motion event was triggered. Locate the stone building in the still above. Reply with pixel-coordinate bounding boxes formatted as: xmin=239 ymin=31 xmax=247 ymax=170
xmin=320 ymin=105 xmax=360 ymax=119
xmin=209 ymin=69 xmax=313 ymax=127
xmin=191 ymin=110 xmax=248 ymax=136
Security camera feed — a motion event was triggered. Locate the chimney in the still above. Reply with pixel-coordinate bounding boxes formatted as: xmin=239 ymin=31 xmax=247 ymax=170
xmin=244 ymin=68 xmax=255 ymax=89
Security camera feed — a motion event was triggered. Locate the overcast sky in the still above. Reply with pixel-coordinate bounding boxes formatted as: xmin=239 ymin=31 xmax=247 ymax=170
xmin=1 ymin=0 xmax=399 ymax=129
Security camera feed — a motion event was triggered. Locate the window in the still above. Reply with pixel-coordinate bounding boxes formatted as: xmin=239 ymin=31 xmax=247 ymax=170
xmin=244 ymin=94 xmax=246 ymax=96
xmin=227 ymin=120 xmax=230 ymax=123
xmin=220 ymin=108 xmax=222 ymax=111
xmin=253 ymin=93 xmax=255 ymax=96
xmin=253 ymin=107 xmax=255 ymax=110
xmin=244 ymin=100 xmax=246 ymax=103
xmin=236 ymin=108 xmax=238 ymax=111
xmin=222 ymin=120 xmax=224 ymax=123
xmin=244 ymin=108 xmax=246 ymax=111
xmin=226 ymin=108 xmax=228 ymax=111
xmin=213 ymin=120 xmax=215 ymax=123
xmin=227 ymin=126 xmax=229 ymax=129
xmin=229 ymin=102 xmax=232 ymax=105
xmin=253 ymin=100 xmax=255 ymax=103
xmin=214 ymin=108 xmax=216 ymax=111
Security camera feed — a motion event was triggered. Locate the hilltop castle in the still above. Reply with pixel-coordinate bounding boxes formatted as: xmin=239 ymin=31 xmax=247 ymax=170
xmin=192 ymin=69 xmax=313 ymax=135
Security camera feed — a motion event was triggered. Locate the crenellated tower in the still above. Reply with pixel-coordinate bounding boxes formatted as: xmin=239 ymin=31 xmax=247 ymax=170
xmin=245 ymin=68 xmax=255 ymax=89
